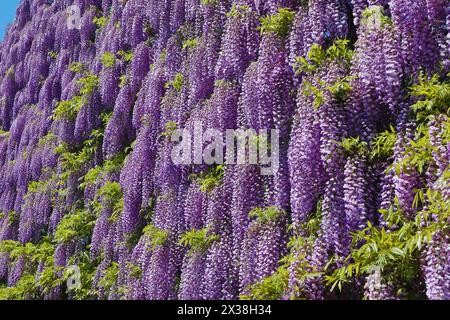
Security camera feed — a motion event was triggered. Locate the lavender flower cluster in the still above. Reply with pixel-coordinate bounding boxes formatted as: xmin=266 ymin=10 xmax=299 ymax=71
xmin=0 ymin=0 xmax=448 ymax=300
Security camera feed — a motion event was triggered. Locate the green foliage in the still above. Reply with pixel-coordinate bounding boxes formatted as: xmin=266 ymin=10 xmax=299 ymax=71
xmin=26 ymin=179 xmax=51 ymax=197
xmin=54 ymin=209 xmax=96 ymax=244
xmin=179 ymin=228 xmax=219 ymax=255
xmin=0 ymin=274 xmax=39 ymax=300
xmin=0 ymin=129 xmax=10 ymax=138
xmin=126 ymin=262 xmax=142 ymax=280
xmin=158 ymin=50 xmax=167 ymax=63
xmin=69 ymin=62 xmax=85 ymax=73
xmin=241 ymin=266 xmax=289 ymax=300
xmin=102 ymin=51 xmax=132 ymax=71
xmin=79 ymin=148 xmax=128 ymax=226
xmin=52 ymin=72 xmax=98 ymax=121
xmin=78 ymin=72 xmax=99 ymax=96
xmin=295 ymin=40 xmax=353 ymax=75
xmin=98 ymin=262 xmax=119 ymax=292
xmin=397 ymin=126 xmax=433 ymax=175
xmin=10 ymin=241 xmax=33 ymax=260
xmin=105 ymin=150 xmax=129 ymax=171
xmin=302 ymin=76 xmax=353 ymax=109
xmin=56 ymin=129 xmax=103 ymax=181
xmin=37 ymin=264 xmax=64 ymax=294
xmin=227 ymin=4 xmax=251 ymax=18
xmin=6 ymin=211 xmax=18 ymax=226
xmin=64 ymin=251 xmax=99 ymax=300
xmin=93 ymin=16 xmax=108 ymax=29
xmin=48 ymin=51 xmax=58 ymax=59
xmin=52 ymin=96 xmax=83 ymax=121
xmin=248 ymin=206 xmax=285 ymax=224
xmin=101 ymin=52 xmax=116 ymax=68
xmin=242 ymin=235 xmax=321 ymax=300
xmin=325 ymin=191 xmax=449 ymax=296
xmin=5 ymin=65 xmax=15 ymax=79
xmin=118 ymin=50 xmax=133 ymax=63
xmin=165 ymin=73 xmax=184 ymax=92
xmin=295 ymin=40 xmax=354 ymax=108
xmin=97 ymin=181 xmax=123 ymax=223
xmin=119 ymin=74 xmax=128 ymax=88
xmin=301 ymin=80 xmax=325 ymax=109
xmin=67 ymin=251 xmax=99 ymax=300
xmin=409 ymin=73 xmax=450 ymax=123
xmin=395 ymin=75 xmax=450 ymax=174
xmin=259 ymin=8 xmax=295 ymax=38
xmin=189 ymin=165 xmax=225 ymax=193
xmin=336 ymin=128 xmax=397 ymax=162
xmin=100 ymin=112 xmax=113 ymax=126
xmin=81 ymin=166 xmax=102 ymax=189
xmin=142 ymin=224 xmax=169 ymax=249
xmin=161 ymin=121 xmax=178 ymax=138
xmin=340 ymin=136 xmax=368 ymax=157
xmin=141 ymin=196 xmax=156 ymax=221
xmin=98 ymin=181 xmax=122 ymax=204
xmin=182 ymin=38 xmax=198 ymax=51
xmin=38 ymin=132 xmax=57 ymax=147
xmin=327 ymin=77 xmax=354 ymax=103
xmin=201 ymin=0 xmax=220 ymax=5
xmin=361 ymin=5 xmax=393 ymax=28
xmin=296 ymin=46 xmax=326 ymax=74
xmin=370 ymin=127 xmax=397 ymax=161
xmin=123 ymin=230 xmax=143 ymax=251
xmin=0 ymin=238 xmax=58 ymax=299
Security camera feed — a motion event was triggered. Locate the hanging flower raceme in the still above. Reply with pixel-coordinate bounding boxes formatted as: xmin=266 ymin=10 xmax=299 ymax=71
xmin=0 ymin=0 xmax=448 ymax=302
xmin=390 ymin=0 xmax=445 ymax=76
xmin=215 ymin=3 xmax=260 ymax=82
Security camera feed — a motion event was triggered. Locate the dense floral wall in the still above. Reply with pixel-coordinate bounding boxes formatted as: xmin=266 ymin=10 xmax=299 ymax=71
xmin=0 ymin=0 xmax=448 ymax=300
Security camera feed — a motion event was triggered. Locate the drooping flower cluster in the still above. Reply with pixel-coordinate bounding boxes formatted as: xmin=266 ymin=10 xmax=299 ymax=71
xmin=0 ymin=0 xmax=448 ymax=301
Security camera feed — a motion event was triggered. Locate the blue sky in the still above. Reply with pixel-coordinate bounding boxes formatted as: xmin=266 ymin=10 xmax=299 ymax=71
xmin=0 ymin=0 xmax=21 ymax=41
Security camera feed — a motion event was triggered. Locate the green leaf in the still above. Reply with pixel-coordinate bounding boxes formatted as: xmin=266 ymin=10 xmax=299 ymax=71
xmin=259 ymin=8 xmax=295 ymax=38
